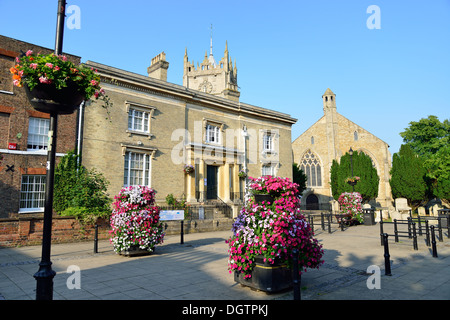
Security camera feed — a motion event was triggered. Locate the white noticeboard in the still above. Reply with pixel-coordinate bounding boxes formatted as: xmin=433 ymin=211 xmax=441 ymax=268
xmin=160 ymin=210 xmax=184 ymax=221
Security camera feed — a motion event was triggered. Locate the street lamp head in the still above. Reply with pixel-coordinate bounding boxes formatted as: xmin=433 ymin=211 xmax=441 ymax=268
xmin=349 ymin=147 xmax=353 ymax=156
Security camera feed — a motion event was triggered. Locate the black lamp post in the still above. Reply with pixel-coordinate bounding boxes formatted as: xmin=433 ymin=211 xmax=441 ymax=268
xmin=349 ymin=147 xmax=354 ymax=192
xmin=33 ymin=0 xmax=66 ymax=300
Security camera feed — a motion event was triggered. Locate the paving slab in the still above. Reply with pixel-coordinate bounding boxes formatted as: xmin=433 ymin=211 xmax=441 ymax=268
xmin=0 ymin=222 xmax=448 ymax=302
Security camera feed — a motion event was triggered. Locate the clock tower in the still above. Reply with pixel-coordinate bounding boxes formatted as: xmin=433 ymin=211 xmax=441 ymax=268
xmin=183 ymin=40 xmax=240 ymax=101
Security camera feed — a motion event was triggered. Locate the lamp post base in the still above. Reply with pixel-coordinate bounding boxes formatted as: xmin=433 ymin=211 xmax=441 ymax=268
xmin=34 ymin=262 xmax=56 ymax=300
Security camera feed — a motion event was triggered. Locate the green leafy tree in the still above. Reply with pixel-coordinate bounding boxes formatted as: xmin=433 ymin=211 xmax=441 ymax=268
xmin=292 ymin=163 xmax=307 ymax=194
xmin=330 ymin=151 xmax=379 ymax=202
xmin=54 ymin=151 xmax=111 ymax=224
xmin=400 ymin=115 xmax=450 ymax=157
xmin=389 ymin=144 xmax=427 ymax=207
xmin=400 ymin=115 xmax=450 ymax=201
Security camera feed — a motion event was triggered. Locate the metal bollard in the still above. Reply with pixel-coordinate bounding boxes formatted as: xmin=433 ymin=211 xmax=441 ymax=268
xmin=447 ymin=216 xmax=450 ymax=239
xmin=407 ymin=217 xmax=412 ymax=239
xmin=383 ymin=233 xmax=392 ymax=276
xmin=437 ymin=218 xmax=443 ymax=242
xmin=412 ymin=222 xmax=418 ymax=250
xmin=379 ymin=219 xmax=384 ymax=246
xmin=327 ymin=214 xmax=331 ymax=234
xmin=292 ymin=248 xmax=301 ymax=300
xmin=431 ymin=226 xmax=438 ymax=258
xmin=394 ymin=219 xmax=399 ymax=242
xmin=425 ymin=220 xmax=430 ymax=247
xmin=417 ymin=215 xmax=422 ymax=236
xmin=94 ymin=224 xmax=98 ymax=254
xmin=180 ymin=220 xmax=184 ymax=245
xmin=321 ymin=212 xmax=325 ymax=230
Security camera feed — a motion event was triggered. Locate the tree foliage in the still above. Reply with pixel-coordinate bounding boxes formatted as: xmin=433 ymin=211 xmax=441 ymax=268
xmin=400 ymin=115 xmax=450 ymax=201
xmin=389 ymin=144 xmax=427 ymax=207
xmin=330 ymin=151 xmax=379 ymax=202
xmin=292 ymin=163 xmax=307 ymax=195
xmin=54 ymin=151 xmax=111 ymax=224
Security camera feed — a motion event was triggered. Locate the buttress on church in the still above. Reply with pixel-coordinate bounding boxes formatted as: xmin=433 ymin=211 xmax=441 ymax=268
xmin=292 ymin=88 xmax=392 ymax=211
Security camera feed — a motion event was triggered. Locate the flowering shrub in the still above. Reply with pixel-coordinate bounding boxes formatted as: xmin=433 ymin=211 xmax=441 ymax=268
xmin=183 ymin=164 xmax=194 ymax=174
xmin=10 ymin=50 xmax=111 ymax=109
xmin=109 ymin=186 xmax=165 ymax=253
xmin=227 ymin=176 xmax=324 ymax=279
xmin=338 ymin=192 xmax=363 ymax=224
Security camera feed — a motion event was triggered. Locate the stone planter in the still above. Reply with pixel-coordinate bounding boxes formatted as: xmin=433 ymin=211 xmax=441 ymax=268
xmin=25 ymin=81 xmax=84 ymax=115
xmin=234 ymin=255 xmax=292 ymax=293
xmin=119 ymin=245 xmax=153 ymax=257
xmin=254 ymin=194 xmax=275 ymax=204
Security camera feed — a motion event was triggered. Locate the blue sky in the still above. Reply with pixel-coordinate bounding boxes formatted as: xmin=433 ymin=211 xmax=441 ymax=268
xmin=1 ymin=0 xmax=449 ymax=156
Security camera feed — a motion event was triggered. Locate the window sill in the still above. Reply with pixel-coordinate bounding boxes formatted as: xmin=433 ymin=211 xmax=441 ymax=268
xmin=18 ymin=208 xmax=44 ymax=214
xmin=126 ymin=130 xmax=153 ymax=139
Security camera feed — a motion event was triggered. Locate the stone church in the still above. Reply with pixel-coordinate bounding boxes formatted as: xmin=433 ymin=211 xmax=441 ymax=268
xmin=292 ymin=88 xmax=392 ymax=211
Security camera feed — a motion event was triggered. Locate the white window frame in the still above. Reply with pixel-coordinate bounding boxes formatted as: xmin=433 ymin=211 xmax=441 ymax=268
xmin=261 ymin=163 xmax=275 ymax=177
xmin=19 ymin=175 xmax=46 ymax=213
xmin=123 ymin=151 xmax=151 ymax=187
xmin=205 ymin=124 xmax=221 ymax=144
xmin=128 ymin=108 xmax=150 ymax=133
xmin=27 ymin=117 xmax=50 ymax=151
xmin=263 ymin=134 xmax=273 ymax=152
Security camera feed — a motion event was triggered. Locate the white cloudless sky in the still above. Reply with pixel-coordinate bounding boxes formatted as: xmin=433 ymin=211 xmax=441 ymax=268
xmin=1 ymin=0 xmax=449 ymax=156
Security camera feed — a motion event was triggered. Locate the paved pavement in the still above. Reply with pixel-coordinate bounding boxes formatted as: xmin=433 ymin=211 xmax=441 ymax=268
xmin=0 ymin=220 xmax=449 ymax=302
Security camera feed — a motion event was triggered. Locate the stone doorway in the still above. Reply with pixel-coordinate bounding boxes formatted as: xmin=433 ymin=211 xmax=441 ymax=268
xmin=306 ymin=194 xmax=319 ymax=210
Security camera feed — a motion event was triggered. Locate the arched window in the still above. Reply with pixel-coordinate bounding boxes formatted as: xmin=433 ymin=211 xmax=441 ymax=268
xmin=311 ymin=136 xmax=314 ymax=145
xmin=300 ymin=150 xmax=322 ymax=187
xmin=354 ymin=131 xmax=358 ymax=141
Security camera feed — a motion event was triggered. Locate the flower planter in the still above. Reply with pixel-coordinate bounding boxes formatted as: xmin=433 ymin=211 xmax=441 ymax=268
xmin=347 ymin=181 xmax=357 ymax=186
xmin=119 ymin=245 xmax=153 ymax=257
xmin=234 ymin=256 xmax=292 ymax=293
xmin=254 ymin=194 xmax=275 ymax=204
xmin=24 ymin=81 xmax=85 ymax=115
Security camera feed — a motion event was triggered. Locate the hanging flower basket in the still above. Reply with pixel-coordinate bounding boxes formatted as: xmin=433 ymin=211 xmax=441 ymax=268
xmin=11 ymin=50 xmax=111 ymax=115
xmin=345 ymin=176 xmax=360 ymax=186
xmin=183 ymin=164 xmax=194 ymax=174
xmin=24 ymin=81 xmax=85 ymax=114
xmin=238 ymin=169 xmax=247 ymax=179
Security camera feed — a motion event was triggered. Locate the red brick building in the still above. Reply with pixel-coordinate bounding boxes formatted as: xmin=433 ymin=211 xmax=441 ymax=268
xmin=0 ymin=35 xmax=80 ymax=218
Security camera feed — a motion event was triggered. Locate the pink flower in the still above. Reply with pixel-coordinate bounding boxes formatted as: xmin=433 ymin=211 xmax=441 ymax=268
xmin=26 ymin=50 xmax=33 ymax=56
xmin=45 ymin=63 xmax=53 ymax=69
xmin=30 ymin=63 xmax=38 ymax=69
xmin=39 ymin=76 xmax=52 ymax=84
xmin=90 ymin=80 xmax=98 ymax=86
xmin=54 ymin=65 xmax=60 ymax=71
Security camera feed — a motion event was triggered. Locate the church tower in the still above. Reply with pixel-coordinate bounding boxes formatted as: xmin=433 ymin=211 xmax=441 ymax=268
xmin=322 ymin=88 xmax=339 ymax=162
xmin=183 ymin=38 xmax=240 ymax=102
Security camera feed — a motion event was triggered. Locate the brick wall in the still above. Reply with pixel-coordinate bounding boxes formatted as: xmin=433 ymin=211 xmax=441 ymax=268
xmin=0 ymin=216 xmax=111 ymax=247
xmin=0 ymin=35 xmax=80 ymax=218
xmin=0 ymin=215 xmax=233 ymax=248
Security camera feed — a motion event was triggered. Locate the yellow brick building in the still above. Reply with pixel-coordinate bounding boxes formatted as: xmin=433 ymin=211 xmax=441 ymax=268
xmin=81 ymin=45 xmax=296 ymax=214
xmin=292 ymin=88 xmax=392 ymax=210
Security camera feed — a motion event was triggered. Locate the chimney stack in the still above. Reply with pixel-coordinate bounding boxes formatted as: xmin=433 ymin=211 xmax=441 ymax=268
xmin=147 ymin=52 xmax=169 ymax=81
